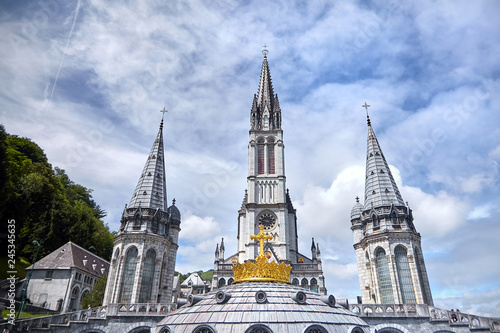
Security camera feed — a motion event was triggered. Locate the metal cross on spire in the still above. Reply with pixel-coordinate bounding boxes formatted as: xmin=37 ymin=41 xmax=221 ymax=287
xmin=160 ymin=107 xmax=168 ymax=118
xmin=262 ymin=44 xmax=269 ymax=57
xmin=362 ymin=102 xmax=371 ymax=125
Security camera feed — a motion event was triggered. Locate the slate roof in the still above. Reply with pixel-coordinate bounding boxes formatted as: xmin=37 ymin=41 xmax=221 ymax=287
xmin=364 ymin=119 xmax=405 ymax=210
xmin=181 ymin=273 xmax=208 ymax=288
xmin=27 ymin=241 xmax=110 ymax=278
xmin=158 ymin=282 xmax=369 ymax=333
xmin=128 ymin=118 xmax=168 ymax=210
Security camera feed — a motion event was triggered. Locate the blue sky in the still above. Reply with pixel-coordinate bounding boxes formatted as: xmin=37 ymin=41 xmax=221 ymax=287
xmin=1 ymin=0 xmax=499 ymax=317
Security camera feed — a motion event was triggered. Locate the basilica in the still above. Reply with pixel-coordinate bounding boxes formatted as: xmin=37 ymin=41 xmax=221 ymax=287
xmin=3 ymin=54 xmax=500 ymax=333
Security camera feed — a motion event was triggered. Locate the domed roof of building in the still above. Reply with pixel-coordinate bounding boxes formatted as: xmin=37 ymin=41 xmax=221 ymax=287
xmin=351 ymin=197 xmax=364 ymax=220
xmin=157 ymin=282 xmax=369 ymax=333
xmin=167 ymin=199 xmax=181 ymax=223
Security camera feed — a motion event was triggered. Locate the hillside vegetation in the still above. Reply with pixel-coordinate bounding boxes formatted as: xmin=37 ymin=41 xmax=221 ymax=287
xmin=0 ymin=125 xmax=114 ymax=267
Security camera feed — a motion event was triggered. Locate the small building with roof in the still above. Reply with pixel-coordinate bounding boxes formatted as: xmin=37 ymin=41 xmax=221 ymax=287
xmin=179 ymin=273 xmax=211 ymax=299
xmin=24 ymin=241 xmax=109 ymax=312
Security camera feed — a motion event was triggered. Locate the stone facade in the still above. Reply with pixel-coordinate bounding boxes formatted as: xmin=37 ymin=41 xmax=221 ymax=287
xmin=351 ymin=117 xmax=433 ymax=305
xmin=212 ymin=54 xmax=326 ymax=294
xmin=103 ymin=118 xmax=181 ymax=306
xmin=24 ymin=241 xmax=109 ymax=313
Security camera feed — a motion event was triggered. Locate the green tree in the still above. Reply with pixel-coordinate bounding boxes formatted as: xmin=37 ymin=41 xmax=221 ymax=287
xmin=81 ymin=275 xmax=108 ymax=308
xmin=0 ymin=127 xmax=114 ymax=261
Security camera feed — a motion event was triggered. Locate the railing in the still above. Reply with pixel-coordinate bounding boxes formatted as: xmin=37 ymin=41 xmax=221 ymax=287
xmin=0 ymin=303 xmax=173 ymax=332
xmin=348 ymin=303 xmax=500 ymax=332
xmin=291 ymin=264 xmax=320 ymax=271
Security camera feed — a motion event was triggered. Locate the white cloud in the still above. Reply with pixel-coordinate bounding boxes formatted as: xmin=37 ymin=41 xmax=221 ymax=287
xmin=1 ymin=0 xmax=499 ymax=317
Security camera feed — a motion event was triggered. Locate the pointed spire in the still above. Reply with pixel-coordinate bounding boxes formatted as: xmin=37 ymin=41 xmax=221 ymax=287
xmin=219 ymin=238 xmax=225 ymax=260
xmin=311 ymin=238 xmax=316 ymax=251
xmin=251 ymin=50 xmax=281 ymax=130
xmin=215 ymin=243 xmax=219 ymax=258
xmin=128 ymin=116 xmax=168 ymax=210
xmin=364 ymin=112 xmax=405 ymax=210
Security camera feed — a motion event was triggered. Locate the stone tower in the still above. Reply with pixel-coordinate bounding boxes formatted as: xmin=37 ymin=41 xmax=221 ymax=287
xmin=213 ymin=53 xmax=326 ymax=294
xmin=351 ymin=113 xmax=433 ymax=305
xmin=103 ymin=116 xmax=181 ymax=305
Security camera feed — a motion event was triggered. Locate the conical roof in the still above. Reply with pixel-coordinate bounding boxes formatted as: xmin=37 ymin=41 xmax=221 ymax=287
xmin=364 ymin=118 xmax=405 ymax=210
xmin=256 ymin=55 xmax=275 ymax=111
xmin=128 ymin=119 xmax=167 ymax=210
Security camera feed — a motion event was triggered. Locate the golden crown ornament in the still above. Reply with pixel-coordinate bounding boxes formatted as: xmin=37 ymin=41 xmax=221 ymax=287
xmin=232 ymin=225 xmax=292 ymax=284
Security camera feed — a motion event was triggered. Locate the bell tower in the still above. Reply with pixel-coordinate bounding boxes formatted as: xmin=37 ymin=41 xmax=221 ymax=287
xmin=103 ymin=112 xmax=181 ymax=305
xmin=239 ymin=50 xmax=297 ymax=263
xmin=351 ymin=106 xmax=433 ymax=305
xmin=212 ymin=52 xmax=325 ymax=294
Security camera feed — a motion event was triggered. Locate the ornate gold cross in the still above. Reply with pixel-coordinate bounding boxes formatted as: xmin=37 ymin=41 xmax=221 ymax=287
xmin=251 ymin=225 xmax=273 ymax=256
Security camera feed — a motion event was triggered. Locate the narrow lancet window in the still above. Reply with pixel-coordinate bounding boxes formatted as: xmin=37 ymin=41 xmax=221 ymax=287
xmin=375 ymin=248 xmax=394 ymax=303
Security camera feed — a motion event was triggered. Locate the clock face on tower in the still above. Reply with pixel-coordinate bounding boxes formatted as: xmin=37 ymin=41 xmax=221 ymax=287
xmin=258 ymin=213 xmax=277 ymax=231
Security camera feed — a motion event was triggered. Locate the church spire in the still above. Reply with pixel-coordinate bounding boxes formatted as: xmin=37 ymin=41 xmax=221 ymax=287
xmin=364 ymin=110 xmax=405 ymax=210
xmin=250 ymin=50 xmax=281 ymax=130
xmin=128 ymin=116 xmax=168 ymax=210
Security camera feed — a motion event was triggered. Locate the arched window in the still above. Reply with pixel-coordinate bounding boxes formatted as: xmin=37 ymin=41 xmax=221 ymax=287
xmin=375 ymin=248 xmax=394 ymax=303
xmin=228 ymin=278 xmax=234 ymax=285
xmin=301 ymin=278 xmax=308 ymax=289
xmin=257 ymin=139 xmax=265 ymax=175
xmin=267 ymin=138 xmax=275 ymax=174
xmin=119 ymin=247 xmax=138 ymax=303
xmin=414 ymin=247 xmax=430 ymax=304
xmin=394 ymin=245 xmax=416 ymax=304
xmin=218 ymin=278 xmax=226 ymax=288
xmin=139 ymin=248 xmax=156 ymax=303
xmin=292 ymin=278 xmax=299 ymax=286
xmin=310 ymin=278 xmax=318 ymax=292
xmin=245 ymin=324 xmax=273 ymax=333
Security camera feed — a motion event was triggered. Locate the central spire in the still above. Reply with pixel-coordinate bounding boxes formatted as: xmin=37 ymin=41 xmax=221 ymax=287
xmin=250 ymin=52 xmax=282 ymax=130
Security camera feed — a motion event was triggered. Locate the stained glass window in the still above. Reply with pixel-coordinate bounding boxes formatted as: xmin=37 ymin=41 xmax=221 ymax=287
xmin=139 ymin=249 xmax=156 ymax=303
xmin=267 ymin=140 xmax=275 ymax=174
xmin=257 ymin=142 xmax=265 ymax=175
xmin=119 ymin=247 xmax=138 ymax=303
xmin=395 ymin=245 xmax=416 ymax=304
xmin=375 ymin=248 xmax=394 ymax=303
xmin=414 ymin=247 xmax=430 ymax=304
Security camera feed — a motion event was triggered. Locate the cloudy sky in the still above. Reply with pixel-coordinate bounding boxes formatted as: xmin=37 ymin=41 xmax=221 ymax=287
xmin=1 ymin=0 xmax=499 ymax=317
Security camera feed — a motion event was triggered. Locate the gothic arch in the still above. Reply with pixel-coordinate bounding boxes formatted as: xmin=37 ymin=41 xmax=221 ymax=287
xmin=292 ymin=278 xmax=299 ymax=285
xmin=394 ymin=245 xmax=416 ymax=303
xmin=218 ymin=278 xmax=226 ymax=288
xmin=139 ymin=248 xmax=156 ymax=303
xmin=375 ymin=247 xmax=394 ymax=304
xmin=119 ymin=246 xmax=138 ymax=303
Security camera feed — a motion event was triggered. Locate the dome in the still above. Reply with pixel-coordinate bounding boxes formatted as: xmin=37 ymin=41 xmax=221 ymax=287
xmin=167 ymin=200 xmax=181 ymax=225
xmin=351 ymin=201 xmax=364 ymax=220
xmin=157 ymin=282 xmax=369 ymax=333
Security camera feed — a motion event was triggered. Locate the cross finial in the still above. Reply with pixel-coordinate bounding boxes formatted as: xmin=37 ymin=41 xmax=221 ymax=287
xmin=262 ymin=44 xmax=269 ymax=57
xmin=251 ymin=225 xmax=273 ymax=256
xmin=160 ymin=107 xmax=168 ymax=118
xmin=362 ymin=102 xmax=371 ymax=125
xmin=355 ymin=196 xmax=360 ymax=203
